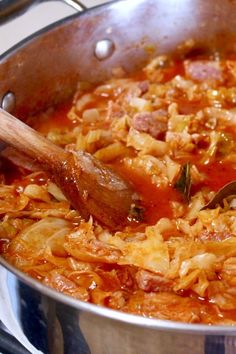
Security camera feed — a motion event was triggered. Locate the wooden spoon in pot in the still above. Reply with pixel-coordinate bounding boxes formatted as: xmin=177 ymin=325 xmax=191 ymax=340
xmin=0 ymin=108 xmax=138 ymax=229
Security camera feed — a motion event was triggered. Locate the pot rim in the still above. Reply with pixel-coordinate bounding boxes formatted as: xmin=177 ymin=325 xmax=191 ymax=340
xmin=0 ymin=0 xmax=122 ymax=62
xmin=0 ymin=0 xmax=236 ymax=335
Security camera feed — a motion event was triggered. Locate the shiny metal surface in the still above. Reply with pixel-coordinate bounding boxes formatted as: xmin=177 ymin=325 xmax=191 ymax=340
xmin=94 ymin=39 xmax=115 ymax=60
xmin=1 ymin=91 xmax=15 ymax=112
xmin=1 ymin=0 xmax=236 ymax=352
xmin=62 ymin=0 xmax=87 ymax=11
xmin=0 ymin=0 xmax=86 ymax=23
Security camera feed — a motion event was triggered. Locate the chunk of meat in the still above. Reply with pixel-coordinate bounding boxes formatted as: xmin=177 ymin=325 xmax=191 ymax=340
xmin=138 ymin=81 xmax=149 ymax=94
xmin=125 ymin=291 xmax=203 ymax=323
xmin=43 ymin=271 xmax=89 ymax=301
xmin=136 ymin=269 xmax=173 ymax=292
xmin=131 ymin=110 xmax=167 ymax=139
xmin=184 ymin=60 xmax=223 ymax=82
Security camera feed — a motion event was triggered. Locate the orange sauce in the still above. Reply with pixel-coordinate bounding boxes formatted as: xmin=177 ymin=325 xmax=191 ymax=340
xmin=199 ymin=160 xmax=236 ymax=191
xmin=115 ymin=164 xmax=182 ymax=225
xmin=32 ymin=101 xmax=75 ymax=134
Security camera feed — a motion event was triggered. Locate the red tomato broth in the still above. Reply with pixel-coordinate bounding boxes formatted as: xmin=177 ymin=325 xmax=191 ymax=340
xmin=198 ymin=160 xmax=236 ymax=192
xmin=31 ymin=101 xmax=75 ymax=134
xmin=114 ymin=163 xmax=182 ymax=225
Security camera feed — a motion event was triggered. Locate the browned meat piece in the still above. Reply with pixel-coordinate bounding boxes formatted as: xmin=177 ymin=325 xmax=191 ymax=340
xmin=136 ymin=269 xmax=173 ymax=292
xmin=138 ymin=81 xmax=149 ymax=94
xmin=131 ymin=110 xmax=167 ymax=139
xmin=184 ymin=60 xmax=223 ymax=82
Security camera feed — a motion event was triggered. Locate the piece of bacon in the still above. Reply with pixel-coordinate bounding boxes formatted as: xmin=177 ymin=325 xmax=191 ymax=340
xmin=138 ymin=80 xmax=149 ymax=94
xmin=136 ymin=269 xmax=173 ymax=292
xmin=131 ymin=110 xmax=167 ymax=139
xmin=184 ymin=60 xmax=223 ymax=82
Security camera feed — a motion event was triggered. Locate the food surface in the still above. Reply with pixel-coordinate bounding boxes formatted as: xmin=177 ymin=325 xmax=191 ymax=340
xmin=1 ymin=54 xmax=236 ymax=324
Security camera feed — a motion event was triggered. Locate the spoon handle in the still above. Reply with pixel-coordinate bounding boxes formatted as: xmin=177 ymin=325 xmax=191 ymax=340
xmin=0 ymin=108 xmax=66 ymax=164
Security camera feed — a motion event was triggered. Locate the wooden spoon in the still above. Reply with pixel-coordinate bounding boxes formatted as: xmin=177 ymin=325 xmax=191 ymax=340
xmin=0 ymin=108 xmax=138 ymax=229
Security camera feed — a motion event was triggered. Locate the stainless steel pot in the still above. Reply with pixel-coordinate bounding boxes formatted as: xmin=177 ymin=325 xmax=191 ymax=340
xmin=1 ymin=0 xmax=236 ymax=353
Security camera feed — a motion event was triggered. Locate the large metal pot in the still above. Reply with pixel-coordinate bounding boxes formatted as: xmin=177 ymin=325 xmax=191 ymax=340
xmin=1 ymin=0 xmax=236 ymax=353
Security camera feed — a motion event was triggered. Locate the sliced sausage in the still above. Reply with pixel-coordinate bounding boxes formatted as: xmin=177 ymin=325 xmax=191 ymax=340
xmin=131 ymin=110 xmax=167 ymax=139
xmin=184 ymin=60 xmax=223 ymax=82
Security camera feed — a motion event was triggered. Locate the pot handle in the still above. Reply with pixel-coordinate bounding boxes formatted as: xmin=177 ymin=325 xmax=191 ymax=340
xmin=0 ymin=0 xmax=86 ymax=24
